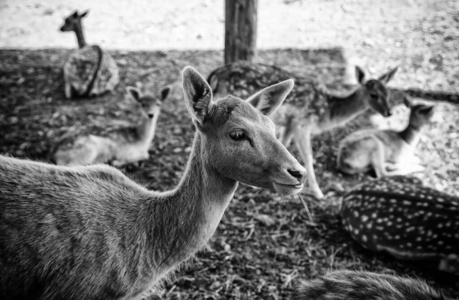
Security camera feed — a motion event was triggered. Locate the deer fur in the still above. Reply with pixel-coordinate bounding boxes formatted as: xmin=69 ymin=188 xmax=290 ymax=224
xmin=208 ymin=61 xmax=397 ymax=198
xmin=0 ymin=67 xmax=306 ymax=300
xmin=295 ymin=270 xmax=449 ymax=300
xmin=337 ymin=98 xmax=434 ymax=177
xmin=341 ymin=176 xmax=459 ymax=276
xmin=60 ymin=10 xmax=119 ymax=98
xmin=51 ymin=85 xmax=171 ymax=167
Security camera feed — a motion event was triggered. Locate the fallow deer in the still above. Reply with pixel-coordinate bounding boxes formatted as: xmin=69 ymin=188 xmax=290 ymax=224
xmin=60 ymin=10 xmax=119 ymax=98
xmin=341 ymin=176 xmax=459 ymax=276
xmin=51 ymin=84 xmax=171 ymax=166
xmin=0 ymin=67 xmax=306 ymax=299
xmin=337 ymin=98 xmax=434 ymax=177
xmin=295 ymin=270 xmax=449 ymax=300
xmin=207 ymin=61 xmax=397 ymax=198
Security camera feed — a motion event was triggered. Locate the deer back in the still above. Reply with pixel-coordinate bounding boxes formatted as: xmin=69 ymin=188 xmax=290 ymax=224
xmin=341 ymin=176 xmax=459 ymax=275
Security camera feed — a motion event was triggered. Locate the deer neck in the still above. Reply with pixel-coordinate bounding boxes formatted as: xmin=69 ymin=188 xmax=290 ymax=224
xmin=327 ymin=88 xmax=369 ymax=126
xmin=137 ymin=115 xmax=158 ymax=145
xmin=73 ymin=24 xmax=86 ymax=48
xmin=398 ymin=123 xmax=422 ymax=146
xmin=140 ymin=132 xmax=238 ymax=275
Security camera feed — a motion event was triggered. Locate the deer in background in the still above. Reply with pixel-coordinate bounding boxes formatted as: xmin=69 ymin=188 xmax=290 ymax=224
xmin=295 ymin=270 xmax=449 ymax=300
xmin=0 ymin=67 xmax=306 ymax=300
xmin=337 ymin=97 xmax=434 ymax=177
xmin=51 ymin=84 xmax=171 ymax=166
xmin=60 ymin=10 xmax=119 ymax=98
xmin=207 ymin=61 xmax=397 ymax=198
xmin=341 ymin=176 xmax=459 ymax=276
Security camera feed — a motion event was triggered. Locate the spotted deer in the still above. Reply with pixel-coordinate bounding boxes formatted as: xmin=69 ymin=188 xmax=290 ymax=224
xmin=341 ymin=176 xmax=459 ymax=276
xmin=51 ymin=84 xmax=171 ymax=167
xmin=295 ymin=270 xmax=449 ymax=300
xmin=207 ymin=61 xmax=396 ymax=198
xmin=60 ymin=10 xmax=119 ymax=98
xmin=0 ymin=67 xmax=306 ymax=300
xmin=337 ymin=98 xmax=434 ymax=177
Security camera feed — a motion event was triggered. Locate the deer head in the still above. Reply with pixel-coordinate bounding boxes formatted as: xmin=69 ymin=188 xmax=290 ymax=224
xmin=59 ymin=10 xmax=89 ymax=32
xmin=356 ymin=66 xmax=398 ymax=118
xmin=182 ymin=67 xmax=307 ymax=196
xmin=127 ymin=85 xmax=171 ymax=119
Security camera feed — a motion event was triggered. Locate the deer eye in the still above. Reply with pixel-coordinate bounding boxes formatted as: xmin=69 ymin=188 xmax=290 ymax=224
xmin=229 ymin=130 xmax=246 ymax=141
xmin=370 ymin=93 xmax=379 ymax=100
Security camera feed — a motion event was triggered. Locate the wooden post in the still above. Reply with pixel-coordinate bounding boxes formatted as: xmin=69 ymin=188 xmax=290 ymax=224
xmin=224 ymin=0 xmax=258 ymax=64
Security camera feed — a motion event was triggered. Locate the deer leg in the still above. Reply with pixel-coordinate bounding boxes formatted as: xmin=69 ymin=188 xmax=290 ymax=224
xmin=294 ymin=130 xmax=324 ymax=199
xmin=280 ymin=125 xmax=295 ymax=148
xmin=370 ymin=140 xmax=389 ymax=178
xmin=384 ymin=162 xmax=425 ymax=176
xmin=65 ymin=83 xmax=73 ymax=99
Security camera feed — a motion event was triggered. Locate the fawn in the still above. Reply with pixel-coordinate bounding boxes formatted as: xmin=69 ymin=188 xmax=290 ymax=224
xmin=341 ymin=176 xmax=459 ymax=276
xmin=60 ymin=10 xmax=119 ymax=98
xmin=295 ymin=270 xmax=449 ymax=300
xmin=208 ymin=61 xmax=396 ymax=198
xmin=0 ymin=67 xmax=306 ymax=299
xmin=337 ymin=97 xmax=434 ymax=177
xmin=51 ymin=84 xmax=171 ymax=167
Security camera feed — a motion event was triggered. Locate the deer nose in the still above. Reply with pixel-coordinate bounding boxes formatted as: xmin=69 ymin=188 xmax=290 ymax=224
xmin=386 ymin=110 xmax=392 ymax=117
xmin=287 ymin=168 xmax=306 ymax=182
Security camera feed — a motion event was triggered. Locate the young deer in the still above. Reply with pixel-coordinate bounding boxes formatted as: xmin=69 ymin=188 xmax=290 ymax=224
xmin=337 ymin=98 xmax=434 ymax=177
xmin=51 ymin=85 xmax=171 ymax=167
xmin=0 ymin=67 xmax=306 ymax=300
xmin=208 ymin=61 xmax=396 ymax=198
xmin=341 ymin=176 xmax=459 ymax=276
xmin=295 ymin=270 xmax=449 ymax=300
xmin=60 ymin=10 xmax=119 ymax=98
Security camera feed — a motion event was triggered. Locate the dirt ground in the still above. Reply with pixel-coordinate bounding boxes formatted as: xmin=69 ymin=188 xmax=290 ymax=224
xmin=1 ymin=0 xmax=459 ymax=299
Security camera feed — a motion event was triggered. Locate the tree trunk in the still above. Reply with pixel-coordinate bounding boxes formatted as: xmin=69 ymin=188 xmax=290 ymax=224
xmin=224 ymin=0 xmax=258 ymax=64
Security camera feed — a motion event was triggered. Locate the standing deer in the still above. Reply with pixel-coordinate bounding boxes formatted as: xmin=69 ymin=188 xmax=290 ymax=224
xmin=60 ymin=10 xmax=119 ymax=98
xmin=0 ymin=67 xmax=306 ymax=300
xmin=207 ymin=61 xmax=396 ymax=198
xmin=337 ymin=98 xmax=434 ymax=177
xmin=51 ymin=84 xmax=171 ymax=166
xmin=295 ymin=270 xmax=449 ymax=300
xmin=341 ymin=176 xmax=459 ymax=276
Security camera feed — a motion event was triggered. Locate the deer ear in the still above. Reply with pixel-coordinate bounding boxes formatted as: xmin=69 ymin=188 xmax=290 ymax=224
xmin=71 ymin=11 xmax=79 ymax=18
xmin=127 ymin=86 xmax=142 ymax=101
xmin=182 ymin=67 xmax=213 ymax=126
xmin=246 ymin=79 xmax=294 ymax=117
xmin=378 ymin=66 xmax=398 ymax=84
xmin=355 ymin=66 xmax=366 ymax=84
xmin=79 ymin=10 xmax=89 ymax=18
xmin=159 ymin=86 xmax=171 ymax=102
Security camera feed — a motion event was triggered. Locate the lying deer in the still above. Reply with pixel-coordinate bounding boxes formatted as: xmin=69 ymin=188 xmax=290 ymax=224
xmin=51 ymin=85 xmax=171 ymax=166
xmin=341 ymin=176 xmax=459 ymax=276
xmin=0 ymin=67 xmax=306 ymax=299
xmin=60 ymin=10 xmax=119 ymax=98
xmin=337 ymin=98 xmax=434 ymax=177
xmin=208 ymin=61 xmax=396 ymax=198
xmin=295 ymin=270 xmax=449 ymax=300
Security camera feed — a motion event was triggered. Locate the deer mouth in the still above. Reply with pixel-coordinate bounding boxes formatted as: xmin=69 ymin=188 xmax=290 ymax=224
xmin=272 ymin=181 xmax=304 ymax=196
xmin=148 ymin=113 xmax=154 ymax=119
